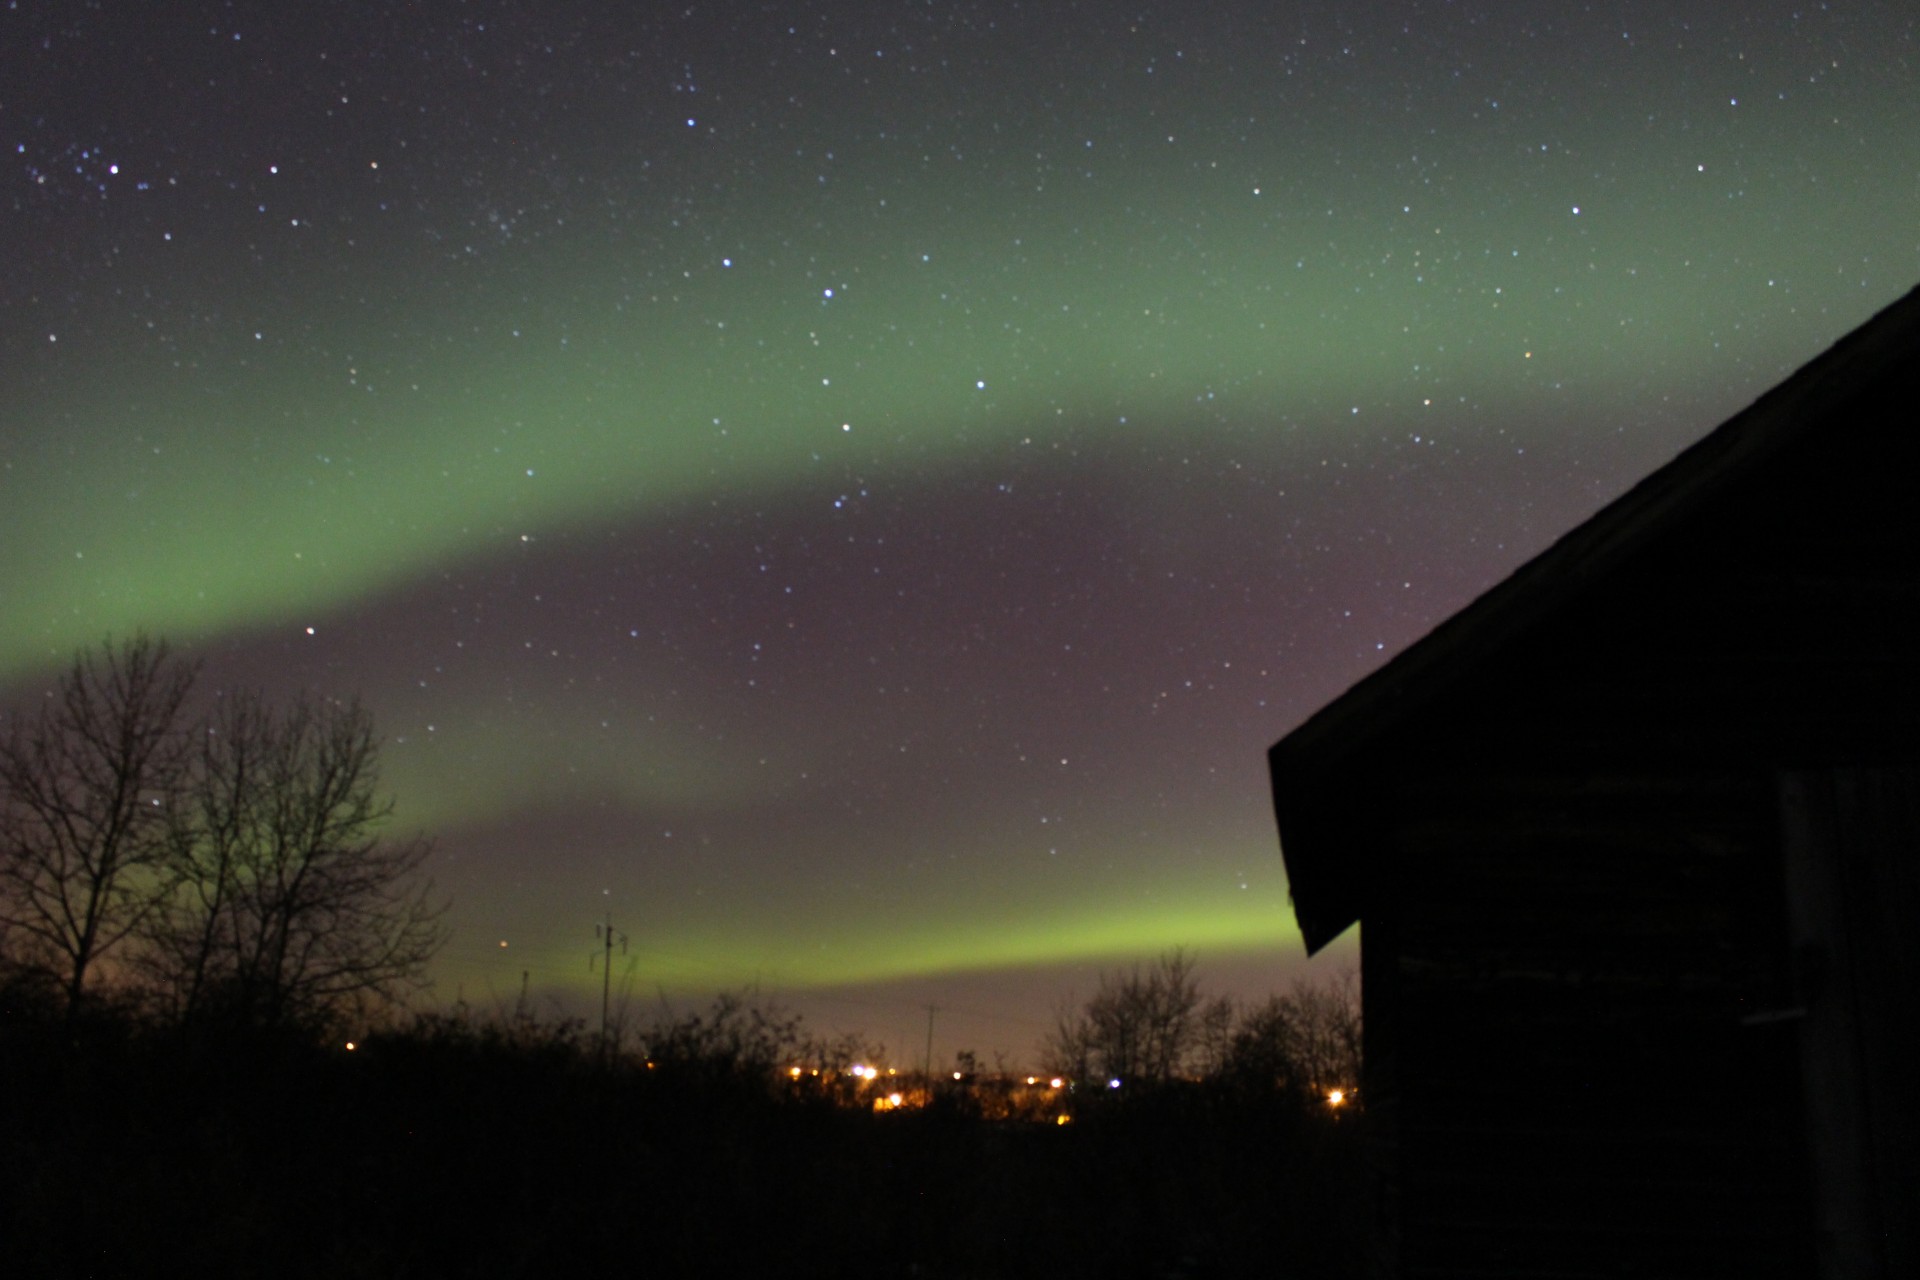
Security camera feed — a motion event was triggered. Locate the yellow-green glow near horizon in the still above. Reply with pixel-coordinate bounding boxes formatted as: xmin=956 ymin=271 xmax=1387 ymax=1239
xmin=544 ymin=887 xmax=1305 ymax=999
xmin=4 ymin=2 xmax=1917 ymax=1051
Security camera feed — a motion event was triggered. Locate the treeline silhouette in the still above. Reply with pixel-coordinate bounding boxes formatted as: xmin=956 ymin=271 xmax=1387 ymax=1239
xmin=0 ymin=636 xmax=444 ymax=1032
xmin=4 ymin=640 xmax=1367 ymax=1275
xmin=1 ymin=969 xmax=1369 ymax=1279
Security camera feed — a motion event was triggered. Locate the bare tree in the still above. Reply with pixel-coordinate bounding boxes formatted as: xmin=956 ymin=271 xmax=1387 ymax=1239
xmin=1223 ymin=994 xmax=1304 ymax=1093
xmin=1195 ymin=993 xmax=1239 ymax=1077
xmin=0 ymin=636 xmax=195 ymax=1015
xmin=1283 ymin=968 xmax=1362 ymax=1095
xmin=645 ymin=988 xmax=810 ymax=1086
xmin=1042 ymin=948 xmax=1207 ymax=1084
xmin=1042 ymin=992 xmax=1098 ymax=1081
xmin=142 ymin=691 xmax=446 ymax=1031
xmin=141 ymin=690 xmax=268 ymax=1023
xmin=1222 ymin=969 xmax=1362 ymax=1097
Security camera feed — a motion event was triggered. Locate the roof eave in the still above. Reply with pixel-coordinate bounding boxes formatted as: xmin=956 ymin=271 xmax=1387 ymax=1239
xmin=1267 ymin=282 xmax=1920 ymax=952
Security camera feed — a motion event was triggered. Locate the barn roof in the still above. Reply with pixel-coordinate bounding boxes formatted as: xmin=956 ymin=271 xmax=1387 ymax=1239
xmin=1268 ymin=283 xmax=1920 ymax=954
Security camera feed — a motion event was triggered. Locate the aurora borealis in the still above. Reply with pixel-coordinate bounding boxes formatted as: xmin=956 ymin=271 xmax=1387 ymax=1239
xmin=5 ymin=1 xmax=1917 ymax=1060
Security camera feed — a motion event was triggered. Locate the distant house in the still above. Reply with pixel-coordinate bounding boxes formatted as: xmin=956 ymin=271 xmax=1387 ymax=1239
xmin=1268 ymin=286 xmax=1920 ymax=1279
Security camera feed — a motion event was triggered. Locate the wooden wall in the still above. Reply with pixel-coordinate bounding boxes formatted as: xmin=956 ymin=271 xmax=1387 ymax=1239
xmin=1364 ymin=767 xmax=1809 ymax=1277
xmin=1330 ymin=359 xmax=1918 ymax=1276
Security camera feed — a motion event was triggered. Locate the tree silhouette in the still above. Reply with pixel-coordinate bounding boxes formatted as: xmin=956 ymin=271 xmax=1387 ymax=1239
xmin=0 ymin=635 xmax=194 ymax=1015
xmin=1222 ymin=970 xmax=1362 ymax=1098
xmin=1043 ymin=947 xmax=1206 ymax=1084
xmin=141 ymin=690 xmax=446 ymax=1031
xmin=1043 ymin=953 xmax=1363 ymax=1099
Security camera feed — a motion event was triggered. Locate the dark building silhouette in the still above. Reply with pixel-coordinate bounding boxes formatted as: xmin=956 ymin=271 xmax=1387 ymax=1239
xmin=1269 ymin=285 xmax=1920 ymax=1278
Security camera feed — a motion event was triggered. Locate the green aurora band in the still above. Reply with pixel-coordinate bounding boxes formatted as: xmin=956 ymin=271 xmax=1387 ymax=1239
xmin=3 ymin=113 xmax=1875 ymax=680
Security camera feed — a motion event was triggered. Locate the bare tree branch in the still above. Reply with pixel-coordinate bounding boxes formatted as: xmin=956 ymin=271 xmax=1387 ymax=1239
xmin=0 ymin=635 xmax=194 ymax=1015
xmin=140 ymin=691 xmax=447 ymax=1032
xmin=1041 ymin=948 xmax=1207 ymax=1084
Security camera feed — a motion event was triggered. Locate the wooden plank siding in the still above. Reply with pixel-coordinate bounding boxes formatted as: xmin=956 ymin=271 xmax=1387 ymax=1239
xmin=1375 ymin=770 xmax=1809 ymax=1277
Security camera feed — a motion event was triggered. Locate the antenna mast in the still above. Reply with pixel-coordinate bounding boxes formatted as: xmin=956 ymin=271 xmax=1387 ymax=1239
xmin=591 ymin=915 xmax=629 ymax=1067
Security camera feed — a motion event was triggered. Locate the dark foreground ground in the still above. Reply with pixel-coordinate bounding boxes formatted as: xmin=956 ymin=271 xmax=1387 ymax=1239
xmin=2 ymin=1013 xmax=1367 ymax=1279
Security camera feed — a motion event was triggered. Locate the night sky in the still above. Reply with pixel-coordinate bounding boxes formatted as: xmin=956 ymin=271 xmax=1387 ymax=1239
xmin=5 ymin=1 xmax=1916 ymax=1063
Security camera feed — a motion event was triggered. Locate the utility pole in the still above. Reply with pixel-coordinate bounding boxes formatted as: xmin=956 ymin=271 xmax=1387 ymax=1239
xmin=591 ymin=915 xmax=628 ymax=1068
xmin=923 ymin=1003 xmax=940 ymax=1085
